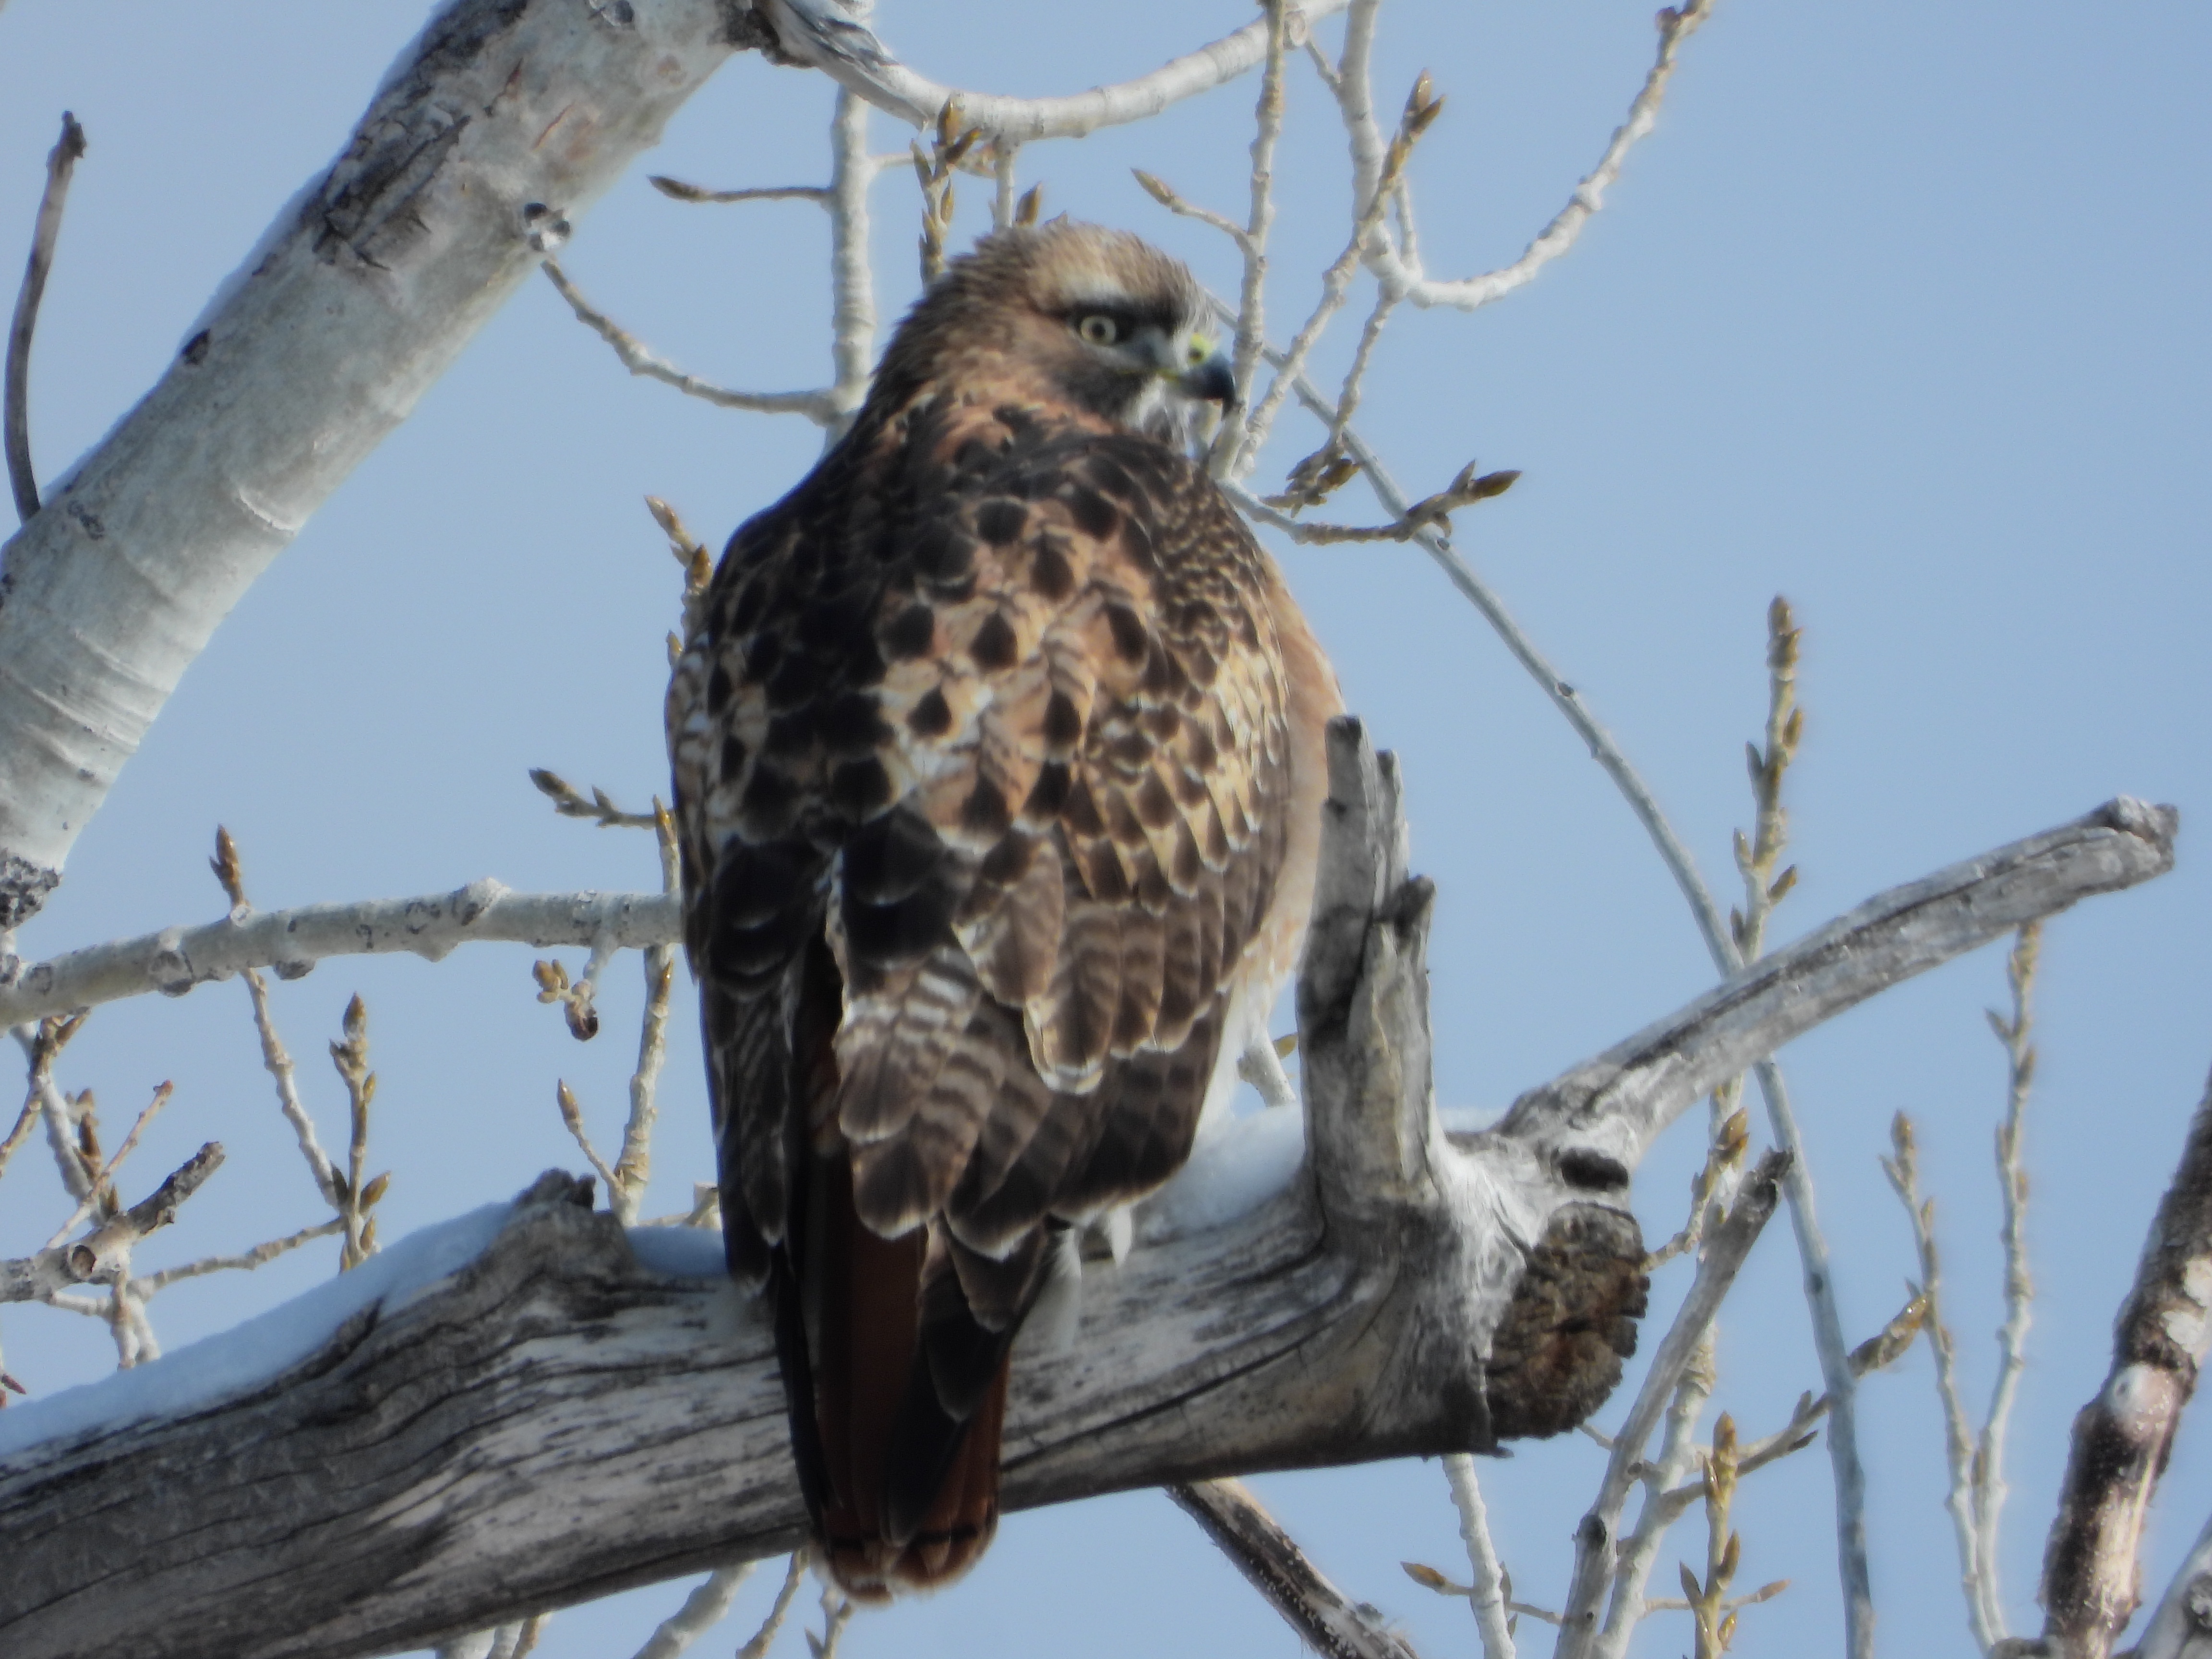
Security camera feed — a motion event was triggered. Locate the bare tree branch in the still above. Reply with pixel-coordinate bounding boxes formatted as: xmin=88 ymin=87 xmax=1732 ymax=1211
xmin=1171 ymin=1477 xmax=1421 ymax=1659
xmin=1 ymin=1141 xmax=222 ymax=1302
xmin=762 ymin=0 xmax=1352 ymax=143
xmin=0 ymin=882 xmax=681 ymax=1027
xmin=541 ymin=259 xmax=838 ymax=421
xmin=6 ymin=111 xmax=85 ymax=523
xmin=1333 ymin=0 xmax=1713 ymax=310
xmin=2130 ymin=1509 xmax=2212 ymax=1659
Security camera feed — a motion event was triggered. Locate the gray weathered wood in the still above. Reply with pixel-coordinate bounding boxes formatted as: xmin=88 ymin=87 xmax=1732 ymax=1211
xmin=0 ymin=722 xmax=2176 ymax=1659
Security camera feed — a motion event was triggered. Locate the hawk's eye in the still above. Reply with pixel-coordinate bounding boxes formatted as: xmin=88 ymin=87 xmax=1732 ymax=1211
xmin=1076 ymin=314 xmax=1120 ymax=347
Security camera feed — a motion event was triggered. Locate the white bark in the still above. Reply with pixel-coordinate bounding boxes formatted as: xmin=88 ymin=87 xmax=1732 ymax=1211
xmin=0 ymin=721 xmax=2174 ymax=1659
xmin=0 ymin=883 xmax=681 ymax=1025
xmin=764 ymin=0 xmax=1351 ymax=142
xmin=0 ymin=0 xmax=744 ymax=928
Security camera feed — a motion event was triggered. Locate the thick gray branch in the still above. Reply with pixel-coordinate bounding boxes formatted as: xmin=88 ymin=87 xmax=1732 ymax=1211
xmin=0 ymin=883 xmax=681 ymax=1025
xmin=1494 ymin=796 xmax=2176 ymax=1176
xmin=0 ymin=0 xmax=744 ymax=928
xmin=0 ymin=725 xmax=2175 ymax=1659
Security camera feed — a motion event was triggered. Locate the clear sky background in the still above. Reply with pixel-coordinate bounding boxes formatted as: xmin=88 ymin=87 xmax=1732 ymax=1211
xmin=2 ymin=2 xmax=2208 ymax=1655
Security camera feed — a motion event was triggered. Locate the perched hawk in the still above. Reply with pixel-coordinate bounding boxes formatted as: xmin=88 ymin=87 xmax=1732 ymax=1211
xmin=668 ymin=222 xmax=1340 ymax=1599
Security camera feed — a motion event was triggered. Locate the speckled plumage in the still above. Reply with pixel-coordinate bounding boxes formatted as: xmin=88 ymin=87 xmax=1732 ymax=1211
xmin=668 ymin=222 xmax=1340 ymax=1598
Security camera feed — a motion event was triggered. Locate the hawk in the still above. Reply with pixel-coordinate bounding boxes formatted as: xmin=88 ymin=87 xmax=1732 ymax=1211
xmin=668 ymin=222 xmax=1340 ymax=1599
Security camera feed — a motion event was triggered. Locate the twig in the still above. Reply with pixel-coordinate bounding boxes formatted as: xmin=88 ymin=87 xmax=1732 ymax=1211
xmin=1442 ymin=1455 xmax=1518 ymax=1658
xmin=809 ymin=1581 xmax=854 ymax=1659
xmin=328 ymin=996 xmax=381 ymax=1270
xmin=912 ymin=101 xmax=981 ymax=286
xmin=2032 ymin=1063 xmax=2212 ymax=1657
xmin=541 ymin=259 xmax=837 ymax=422
xmin=211 ymin=828 xmax=346 ymax=1212
xmin=135 ymin=1217 xmax=345 ymax=1291
xmin=0 ymin=1141 xmax=224 ymax=1301
xmin=7 ymin=112 xmax=85 ymax=523
xmin=1977 ymin=922 xmax=2041 ymax=1632
xmin=1883 ymin=1112 xmax=1998 ymax=1649
xmin=1233 ymin=72 xmax=1443 ymax=475
xmin=528 ymin=769 xmax=660 ymax=830
xmin=736 ymin=1552 xmax=810 ymax=1659
xmin=772 ymin=0 xmax=1352 ymax=142
xmin=1556 ymin=1152 xmax=1787 ymax=1658
xmin=40 ymin=1080 xmax=172 ymax=1250
xmin=609 ymin=805 xmax=681 ymax=1226
xmin=13 ymin=1019 xmax=94 ymax=1201
xmin=554 ymin=1080 xmax=623 ymax=1206
xmin=1335 ymin=0 xmax=1713 ymax=310
xmin=628 ymin=1563 xmax=756 ymax=1659
xmin=1171 ymin=1478 xmax=1421 ymax=1659
xmin=1229 ymin=465 xmax=1517 ymax=542
xmin=826 ymin=87 xmax=877 ymax=432
xmin=648 ymin=178 xmax=829 ymax=205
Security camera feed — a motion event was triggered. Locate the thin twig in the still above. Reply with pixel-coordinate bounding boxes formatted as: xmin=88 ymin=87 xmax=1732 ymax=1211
xmin=212 ymin=828 xmax=346 ymax=1212
xmin=40 ymin=1080 xmax=172 ymax=1250
xmin=1234 ymin=72 xmax=1442 ymax=475
xmin=541 ymin=259 xmax=838 ymax=422
xmin=328 ymin=996 xmax=380 ymax=1270
xmin=1976 ymin=922 xmax=2041 ymax=1635
xmin=1883 ymin=1112 xmax=1997 ymax=1649
xmin=736 ymin=1552 xmax=810 ymax=1659
xmin=1133 ymin=169 xmax=1253 ymax=253
xmin=7 ymin=111 xmax=86 ymax=523
xmin=1334 ymin=0 xmax=1713 ymax=310
xmin=627 ymin=1563 xmax=756 ymax=1659
xmin=825 ymin=86 xmax=878 ymax=433
xmin=528 ymin=768 xmax=660 ymax=830
xmin=1556 ymin=1152 xmax=1788 ymax=1658
xmin=136 ymin=1217 xmax=345 ymax=1290
xmin=1442 ymin=1454 xmax=1518 ymax=1658
xmin=609 ymin=805 xmax=680 ymax=1227
xmin=648 ymin=178 xmax=829 ymax=204
xmin=14 ymin=1020 xmax=95 ymax=1202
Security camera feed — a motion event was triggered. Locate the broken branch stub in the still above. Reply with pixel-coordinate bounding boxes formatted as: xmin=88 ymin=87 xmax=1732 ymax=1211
xmin=0 ymin=724 xmax=2178 ymax=1658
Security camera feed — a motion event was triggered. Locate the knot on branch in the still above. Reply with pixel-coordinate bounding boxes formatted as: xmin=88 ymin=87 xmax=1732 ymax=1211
xmin=1484 ymin=1202 xmax=1647 ymax=1441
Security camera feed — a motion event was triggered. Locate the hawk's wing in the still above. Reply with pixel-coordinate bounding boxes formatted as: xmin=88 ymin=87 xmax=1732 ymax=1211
xmin=668 ymin=398 xmax=1300 ymax=1589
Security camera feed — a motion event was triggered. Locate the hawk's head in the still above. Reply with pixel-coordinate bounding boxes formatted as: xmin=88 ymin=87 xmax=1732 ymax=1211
xmin=876 ymin=221 xmax=1237 ymax=447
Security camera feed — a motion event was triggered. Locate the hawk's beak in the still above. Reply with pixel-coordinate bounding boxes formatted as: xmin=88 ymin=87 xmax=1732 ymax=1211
xmin=1177 ymin=349 xmax=1238 ymax=409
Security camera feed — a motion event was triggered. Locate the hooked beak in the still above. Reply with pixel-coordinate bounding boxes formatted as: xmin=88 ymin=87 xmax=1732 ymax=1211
xmin=1176 ymin=349 xmax=1239 ymax=409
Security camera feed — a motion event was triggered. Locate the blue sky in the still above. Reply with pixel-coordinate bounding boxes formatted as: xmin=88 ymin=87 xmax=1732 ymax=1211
xmin=1 ymin=3 xmax=2208 ymax=1654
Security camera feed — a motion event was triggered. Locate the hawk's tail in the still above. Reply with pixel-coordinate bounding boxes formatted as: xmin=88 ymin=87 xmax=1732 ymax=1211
xmin=782 ymin=1149 xmax=1019 ymax=1601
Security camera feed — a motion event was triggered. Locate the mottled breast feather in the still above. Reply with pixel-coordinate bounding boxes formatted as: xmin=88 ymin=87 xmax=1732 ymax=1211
xmin=669 ymin=394 xmax=1294 ymax=1278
